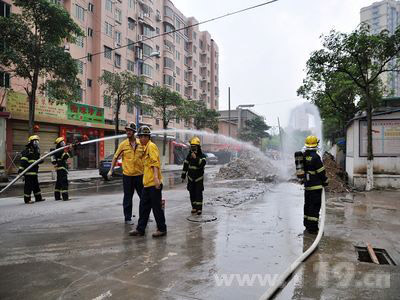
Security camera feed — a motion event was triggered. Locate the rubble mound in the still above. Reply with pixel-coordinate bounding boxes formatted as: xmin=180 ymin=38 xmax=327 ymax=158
xmin=323 ymin=153 xmax=350 ymax=193
xmin=217 ymin=152 xmax=276 ymax=180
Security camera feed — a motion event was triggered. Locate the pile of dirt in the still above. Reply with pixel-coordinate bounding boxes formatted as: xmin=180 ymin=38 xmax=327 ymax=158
xmin=217 ymin=152 xmax=276 ymax=181
xmin=323 ymin=153 xmax=350 ymax=193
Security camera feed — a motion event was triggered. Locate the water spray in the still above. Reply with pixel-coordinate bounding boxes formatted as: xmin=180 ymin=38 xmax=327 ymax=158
xmin=0 ymin=134 xmax=126 ymax=195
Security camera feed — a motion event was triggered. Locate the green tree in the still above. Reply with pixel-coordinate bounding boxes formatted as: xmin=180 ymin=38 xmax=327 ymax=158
xmin=148 ymin=86 xmax=185 ymax=157
xmin=98 ymin=71 xmax=145 ymax=151
xmin=0 ymin=0 xmax=83 ymax=135
xmin=183 ymin=100 xmax=220 ymax=132
xmin=238 ymin=116 xmax=270 ymax=147
xmin=304 ymin=24 xmax=400 ymax=190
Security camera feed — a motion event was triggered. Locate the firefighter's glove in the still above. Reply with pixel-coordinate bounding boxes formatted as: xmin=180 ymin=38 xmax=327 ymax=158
xmin=323 ymin=181 xmax=329 ymax=187
xmin=181 ymin=173 xmax=186 ymax=182
xmin=107 ymin=170 xmax=113 ymax=180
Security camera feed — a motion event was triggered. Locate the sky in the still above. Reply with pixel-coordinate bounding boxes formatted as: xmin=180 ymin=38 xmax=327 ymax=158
xmin=172 ymin=0 xmax=375 ymax=128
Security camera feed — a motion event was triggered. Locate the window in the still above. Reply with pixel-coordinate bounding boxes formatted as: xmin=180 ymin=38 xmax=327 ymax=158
xmin=193 ymin=45 xmax=197 ymax=53
xmin=114 ymin=53 xmax=121 ymax=68
xmin=88 ymin=3 xmax=94 ymax=12
xmin=142 ymin=63 xmax=153 ymax=77
xmin=176 ymin=51 xmax=180 ymax=60
xmin=127 ymin=39 xmax=134 ymax=51
xmin=115 ymin=31 xmax=121 ymax=45
xmin=127 ymin=60 xmax=135 ymax=72
xmin=163 ymin=57 xmax=174 ymax=69
xmin=175 ymin=19 xmax=181 ymax=29
xmin=127 ymin=102 xmax=133 ymax=113
xmin=176 ymin=35 xmax=181 ymax=45
xmin=87 ymin=79 xmax=92 ymax=87
xmin=164 ymin=39 xmax=174 ymax=52
xmin=104 ymin=46 xmax=112 ymax=59
xmin=75 ymin=4 xmax=84 ymax=21
xmin=164 ymin=23 xmax=174 ymax=33
xmin=176 ymin=67 xmax=180 ymax=76
xmin=77 ymin=61 xmax=83 ymax=74
xmin=176 ymin=117 xmax=180 ymax=124
xmin=87 ymin=27 xmax=93 ymax=37
xmin=156 ymin=63 xmax=160 ymax=70
xmin=76 ymin=35 xmax=84 ymax=48
xmin=87 ymin=53 xmax=92 ymax=62
xmin=50 ymin=0 xmax=61 ymax=5
xmin=105 ymin=0 xmax=112 ymax=12
xmin=128 ymin=0 xmax=135 ymax=9
xmin=143 ymin=24 xmax=154 ymax=37
xmin=193 ymin=89 xmax=197 ymax=99
xmin=163 ymin=74 xmax=175 ymax=86
xmin=156 ymin=27 xmax=160 ymax=35
xmin=193 ymin=75 xmax=197 ymax=82
xmin=199 ymin=40 xmax=203 ymax=50
xmin=176 ymin=83 xmax=181 ymax=92
xmin=0 ymin=1 xmax=11 ymax=17
xmin=104 ymin=95 xmax=111 ymax=107
xmin=0 ymin=71 xmax=10 ymax=88
xmin=143 ymin=44 xmax=153 ymax=57
xmin=156 ymin=119 xmax=160 ymax=125
xmin=142 ymin=83 xmax=152 ymax=95
xmin=115 ymin=8 xmax=122 ymax=23
xmin=77 ymin=88 xmax=83 ymax=102
xmin=164 ymin=6 xmax=174 ymax=18
xmin=128 ymin=18 xmax=135 ymax=30
xmin=193 ymin=32 xmax=197 ymax=40
xmin=105 ymin=22 xmax=113 ymax=37
xmin=193 ymin=60 xmax=197 ymax=68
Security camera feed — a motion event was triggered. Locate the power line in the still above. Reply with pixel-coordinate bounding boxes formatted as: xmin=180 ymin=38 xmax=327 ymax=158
xmin=76 ymin=0 xmax=279 ymax=61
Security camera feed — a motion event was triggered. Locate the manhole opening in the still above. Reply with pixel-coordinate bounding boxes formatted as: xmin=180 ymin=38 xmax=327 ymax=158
xmin=355 ymin=246 xmax=396 ymax=265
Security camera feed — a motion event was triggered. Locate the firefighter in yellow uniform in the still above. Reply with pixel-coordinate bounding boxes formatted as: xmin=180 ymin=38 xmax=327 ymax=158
xmin=52 ymin=137 xmax=72 ymax=201
xmin=18 ymin=135 xmax=45 ymax=204
xmin=129 ymin=126 xmax=167 ymax=238
xmin=181 ymin=137 xmax=207 ymax=215
xmin=303 ymin=136 xmax=328 ymax=234
xmin=108 ymin=122 xmax=144 ymax=225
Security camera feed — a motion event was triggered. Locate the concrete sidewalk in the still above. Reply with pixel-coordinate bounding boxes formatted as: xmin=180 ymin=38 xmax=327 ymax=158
xmin=0 ymin=164 xmax=194 ymax=188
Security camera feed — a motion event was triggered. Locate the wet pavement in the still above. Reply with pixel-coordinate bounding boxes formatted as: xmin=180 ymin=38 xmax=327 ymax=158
xmin=1 ymin=167 xmax=399 ymax=299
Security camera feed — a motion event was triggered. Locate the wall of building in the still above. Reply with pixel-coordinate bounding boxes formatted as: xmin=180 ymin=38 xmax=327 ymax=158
xmin=346 ymin=111 xmax=400 ymax=189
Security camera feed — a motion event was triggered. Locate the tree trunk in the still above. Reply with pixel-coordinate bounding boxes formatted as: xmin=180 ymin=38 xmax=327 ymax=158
xmin=28 ymin=71 xmax=39 ymax=136
xmin=114 ymin=99 xmax=121 ymax=152
xmin=365 ymin=89 xmax=374 ymax=191
xmin=163 ymin=122 xmax=167 ymax=157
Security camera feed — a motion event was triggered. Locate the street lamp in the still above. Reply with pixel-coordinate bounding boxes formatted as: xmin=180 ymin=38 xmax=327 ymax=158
xmin=237 ymin=104 xmax=255 ymax=130
xmin=136 ymin=51 xmax=161 ymax=126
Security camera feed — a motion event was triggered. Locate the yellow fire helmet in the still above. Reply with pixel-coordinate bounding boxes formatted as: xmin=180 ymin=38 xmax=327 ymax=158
xmin=190 ymin=136 xmax=201 ymax=146
xmin=55 ymin=137 xmax=64 ymax=144
xmin=28 ymin=135 xmax=40 ymax=142
xmin=305 ymin=135 xmax=319 ymax=148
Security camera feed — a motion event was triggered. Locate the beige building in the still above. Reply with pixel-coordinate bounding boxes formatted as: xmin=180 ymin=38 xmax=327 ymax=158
xmin=361 ymin=0 xmax=400 ymax=95
xmin=0 ymin=0 xmax=219 ymax=171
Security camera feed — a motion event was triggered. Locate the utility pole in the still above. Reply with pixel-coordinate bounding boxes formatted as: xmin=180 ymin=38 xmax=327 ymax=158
xmin=228 ymin=87 xmax=231 ymax=137
xmin=277 ymin=117 xmax=283 ymax=153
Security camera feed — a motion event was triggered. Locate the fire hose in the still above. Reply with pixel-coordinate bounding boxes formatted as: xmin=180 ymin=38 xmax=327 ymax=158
xmin=0 ymin=134 xmax=126 ymax=195
xmin=259 ymin=188 xmax=326 ymax=300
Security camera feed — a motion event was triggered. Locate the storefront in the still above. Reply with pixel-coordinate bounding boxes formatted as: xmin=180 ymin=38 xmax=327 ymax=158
xmin=5 ymin=91 xmax=113 ymax=173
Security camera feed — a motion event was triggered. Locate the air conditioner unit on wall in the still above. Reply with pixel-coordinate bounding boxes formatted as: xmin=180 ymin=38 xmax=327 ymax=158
xmin=138 ymin=34 xmax=145 ymax=42
xmin=139 ymin=115 xmax=143 ymax=122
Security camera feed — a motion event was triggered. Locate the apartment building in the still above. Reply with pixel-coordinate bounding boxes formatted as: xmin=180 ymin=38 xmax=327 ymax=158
xmin=361 ymin=0 xmax=400 ymax=95
xmin=0 ymin=0 xmax=219 ymax=171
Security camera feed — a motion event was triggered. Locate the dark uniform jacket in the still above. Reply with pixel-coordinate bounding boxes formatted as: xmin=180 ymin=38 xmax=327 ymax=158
xmin=53 ymin=151 xmax=71 ymax=173
xmin=182 ymin=151 xmax=207 ymax=182
xmin=19 ymin=147 xmax=41 ymax=175
xmin=303 ymin=150 xmax=328 ymax=190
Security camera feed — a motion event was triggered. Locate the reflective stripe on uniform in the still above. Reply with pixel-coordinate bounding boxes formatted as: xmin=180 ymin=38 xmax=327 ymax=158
xmin=24 ymin=194 xmax=31 ymax=198
xmin=199 ymin=158 xmax=206 ymax=165
xmin=183 ymin=160 xmax=188 ymax=164
xmin=20 ymin=157 xmax=28 ymax=161
xmin=193 ymin=201 xmax=203 ymax=205
xmin=305 ymin=185 xmax=323 ymax=190
xmin=56 ymin=167 xmax=68 ymax=172
xmin=28 ymin=160 xmax=36 ymax=163
xmin=305 ymin=156 xmax=312 ymax=161
xmin=305 ymin=215 xmax=319 ymax=222
xmin=307 ymin=170 xmax=316 ymax=175
xmin=316 ymin=166 xmax=325 ymax=173
xmin=54 ymin=189 xmax=60 ymax=192
xmin=25 ymin=172 xmax=37 ymax=175
xmin=189 ymin=166 xmax=198 ymax=170
xmin=34 ymin=192 xmax=41 ymax=196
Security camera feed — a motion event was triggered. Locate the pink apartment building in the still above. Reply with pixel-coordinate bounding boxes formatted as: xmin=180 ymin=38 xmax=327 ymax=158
xmin=0 ymin=0 xmax=219 ymax=172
